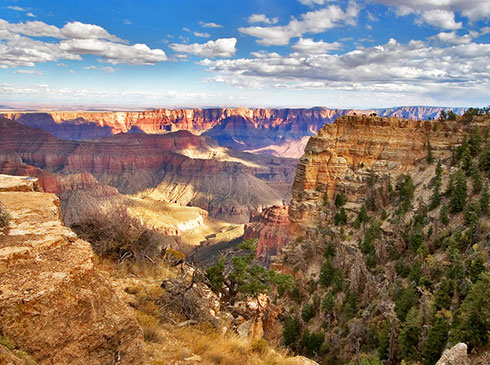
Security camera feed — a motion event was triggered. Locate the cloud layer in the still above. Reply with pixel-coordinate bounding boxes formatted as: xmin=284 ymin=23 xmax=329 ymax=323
xmin=0 ymin=19 xmax=167 ymax=67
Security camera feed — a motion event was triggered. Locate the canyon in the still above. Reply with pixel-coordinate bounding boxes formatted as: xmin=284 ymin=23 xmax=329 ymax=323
xmin=1 ymin=106 xmax=465 ymax=158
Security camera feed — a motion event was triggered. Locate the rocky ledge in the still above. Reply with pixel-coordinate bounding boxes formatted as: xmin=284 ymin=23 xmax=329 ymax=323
xmin=0 ymin=175 xmax=144 ymax=364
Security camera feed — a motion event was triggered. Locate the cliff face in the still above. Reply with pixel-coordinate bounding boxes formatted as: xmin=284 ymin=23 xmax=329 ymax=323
xmin=289 ymin=115 xmax=462 ymax=236
xmin=1 ymin=106 xmax=465 ymax=157
xmin=0 ymin=175 xmax=144 ymax=364
xmin=244 ymin=205 xmax=290 ymax=265
xmin=0 ymin=117 xmax=295 ymax=223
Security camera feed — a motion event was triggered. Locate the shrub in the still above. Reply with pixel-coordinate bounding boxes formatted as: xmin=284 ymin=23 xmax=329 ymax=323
xmin=301 ymin=330 xmax=325 ymax=356
xmin=0 ymin=204 xmax=10 ymax=231
xmin=335 ymin=192 xmax=347 ymax=208
xmin=71 ymin=208 xmax=163 ymax=262
xmin=283 ymin=316 xmax=301 ymax=348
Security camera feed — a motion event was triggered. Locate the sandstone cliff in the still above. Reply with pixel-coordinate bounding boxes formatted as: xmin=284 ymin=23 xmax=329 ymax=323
xmin=1 ymin=106 xmax=465 ymax=157
xmin=289 ymin=115 xmax=462 ymax=236
xmin=0 ymin=175 xmax=144 ymax=364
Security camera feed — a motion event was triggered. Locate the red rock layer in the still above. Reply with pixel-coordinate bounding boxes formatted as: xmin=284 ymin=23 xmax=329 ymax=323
xmin=244 ymin=205 xmax=290 ymax=264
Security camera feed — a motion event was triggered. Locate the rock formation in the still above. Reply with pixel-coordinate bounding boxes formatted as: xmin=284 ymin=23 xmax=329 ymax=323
xmin=0 ymin=117 xmax=296 ymax=223
xmin=1 ymin=106 xmax=465 ymax=156
xmin=289 ymin=115 xmax=462 ymax=236
xmin=244 ymin=205 xmax=291 ymax=265
xmin=0 ymin=175 xmax=144 ymax=364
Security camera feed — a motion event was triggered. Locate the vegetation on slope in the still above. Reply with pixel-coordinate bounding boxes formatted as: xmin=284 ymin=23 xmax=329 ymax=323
xmin=278 ymin=108 xmax=490 ymax=364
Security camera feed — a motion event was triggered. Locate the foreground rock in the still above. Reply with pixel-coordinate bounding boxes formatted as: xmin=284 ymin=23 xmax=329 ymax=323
xmin=436 ymin=343 xmax=468 ymax=365
xmin=0 ymin=175 xmax=144 ymax=364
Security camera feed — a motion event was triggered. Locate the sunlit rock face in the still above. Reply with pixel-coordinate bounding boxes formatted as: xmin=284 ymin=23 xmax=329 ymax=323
xmin=1 ymin=106 xmax=463 ymax=156
xmin=0 ymin=175 xmax=144 ymax=365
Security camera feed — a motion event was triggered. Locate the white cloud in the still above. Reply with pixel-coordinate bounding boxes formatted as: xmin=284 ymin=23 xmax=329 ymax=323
xmin=431 ymin=31 xmax=473 ymax=44
xmin=248 ymin=14 xmax=278 ymax=25
xmin=26 ymin=13 xmax=35 ymax=18
xmin=419 ymin=9 xmax=462 ymax=30
xmin=83 ymin=65 xmax=117 ymax=72
xmin=60 ymin=22 xmax=124 ymax=42
xmin=199 ymin=21 xmax=223 ymax=28
xmin=194 ymin=31 xmax=210 ymax=38
xmin=291 ymin=38 xmax=341 ymax=54
xmin=14 ymin=69 xmax=43 ymax=75
xmin=200 ymin=38 xmax=490 ymax=95
xmin=59 ymin=39 xmax=167 ymax=65
xmin=298 ymin=0 xmax=334 ymax=6
xmin=0 ymin=19 xmax=168 ymax=67
xmin=375 ymin=0 xmax=490 ymax=27
xmin=239 ymin=3 xmax=359 ymax=46
xmin=6 ymin=6 xmax=26 ymax=12
xmin=170 ymin=38 xmax=237 ymax=58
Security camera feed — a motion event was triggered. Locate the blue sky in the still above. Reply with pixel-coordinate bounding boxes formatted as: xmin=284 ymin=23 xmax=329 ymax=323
xmin=1 ymin=0 xmax=489 ymax=109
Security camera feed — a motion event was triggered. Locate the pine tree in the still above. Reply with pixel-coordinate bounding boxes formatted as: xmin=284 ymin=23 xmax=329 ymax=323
xmin=427 ymin=139 xmax=434 ymax=163
xmin=460 ymin=145 xmax=472 ymax=171
xmin=479 ymin=141 xmax=490 ymax=171
xmin=449 ymin=169 xmax=467 ymax=213
xmin=378 ymin=320 xmax=391 ymax=360
xmin=283 ymin=316 xmax=302 ymax=349
xmin=450 ymin=272 xmax=490 ymax=349
xmin=422 ymin=316 xmax=449 ymax=365
xmin=399 ymin=307 xmax=422 ymax=362
xmin=480 ymin=183 xmax=489 ymax=214
xmin=468 ymin=127 xmax=482 ymax=156
xmin=430 ymin=161 xmax=443 ymax=209
xmin=334 ymin=207 xmax=347 ymax=226
xmin=469 ymin=163 xmax=482 ymax=194
xmin=440 ymin=203 xmax=449 ymax=225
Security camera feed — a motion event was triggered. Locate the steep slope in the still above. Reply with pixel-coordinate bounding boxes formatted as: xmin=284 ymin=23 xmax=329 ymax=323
xmin=1 ymin=106 xmax=465 ymax=156
xmin=0 ymin=175 xmax=144 ymax=364
xmin=0 ymin=117 xmax=295 ymax=223
xmin=270 ymin=112 xmax=490 ymax=364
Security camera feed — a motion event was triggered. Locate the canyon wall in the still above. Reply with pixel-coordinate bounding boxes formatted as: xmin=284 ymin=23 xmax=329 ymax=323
xmin=0 ymin=175 xmax=144 ymax=364
xmin=289 ymin=115 xmax=463 ymax=236
xmin=1 ymin=106 xmax=465 ymax=156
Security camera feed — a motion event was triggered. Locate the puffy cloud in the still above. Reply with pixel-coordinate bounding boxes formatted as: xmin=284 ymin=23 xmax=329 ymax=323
xmin=0 ymin=19 xmax=168 ymax=67
xmin=59 ymin=39 xmax=167 ymax=65
xmin=248 ymin=14 xmax=278 ymax=25
xmin=169 ymin=38 xmax=237 ymax=58
xmin=291 ymin=38 xmax=341 ymax=54
xmin=419 ymin=9 xmax=462 ymax=29
xmin=199 ymin=21 xmax=223 ymax=28
xmin=200 ymin=38 xmax=490 ymax=93
xmin=83 ymin=65 xmax=117 ymax=72
xmin=239 ymin=3 xmax=359 ymax=46
xmin=374 ymin=0 xmax=490 ymax=26
xmin=431 ymin=31 xmax=473 ymax=44
xmin=194 ymin=31 xmax=210 ymax=38
xmin=60 ymin=22 xmax=124 ymax=42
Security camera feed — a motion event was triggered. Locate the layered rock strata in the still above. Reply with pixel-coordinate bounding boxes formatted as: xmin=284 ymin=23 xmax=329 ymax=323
xmin=0 ymin=175 xmax=144 ymax=364
xmin=289 ymin=115 xmax=462 ymax=236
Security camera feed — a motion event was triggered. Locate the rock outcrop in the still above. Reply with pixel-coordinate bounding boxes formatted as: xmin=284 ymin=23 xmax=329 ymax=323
xmin=1 ymin=106 xmax=465 ymax=156
xmin=436 ymin=343 xmax=468 ymax=365
xmin=244 ymin=205 xmax=290 ymax=265
xmin=289 ymin=115 xmax=462 ymax=236
xmin=0 ymin=175 xmax=144 ymax=364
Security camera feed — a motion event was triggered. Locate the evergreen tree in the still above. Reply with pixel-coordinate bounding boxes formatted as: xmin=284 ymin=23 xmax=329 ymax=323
xmin=430 ymin=161 xmax=443 ymax=209
xmin=460 ymin=145 xmax=472 ymax=171
xmin=206 ymin=256 xmax=225 ymax=293
xmin=395 ymin=283 xmax=419 ymax=321
xmin=468 ymin=127 xmax=482 ymax=156
xmin=427 ymin=139 xmax=434 ymax=163
xmin=479 ymin=141 xmax=490 ymax=172
xmin=440 ymin=203 xmax=449 ymax=225
xmin=464 ymin=200 xmax=480 ymax=229
xmin=399 ymin=307 xmax=422 ymax=362
xmin=378 ymin=320 xmax=391 ymax=360
xmin=451 ymin=272 xmax=490 ymax=349
xmin=334 ymin=192 xmax=347 ymax=208
xmin=449 ymin=169 xmax=467 ymax=213
xmin=480 ymin=183 xmax=489 ymax=214
xmin=447 ymin=110 xmax=457 ymax=120
xmin=334 ymin=207 xmax=347 ymax=226
xmin=438 ymin=110 xmax=447 ymax=121
xmin=469 ymin=254 xmax=486 ymax=283
xmin=434 ymin=278 xmax=453 ymax=310
xmin=283 ymin=316 xmax=302 ymax=349
xmin=422 ymin=316 xmax=449 ymax=365
xmin=469 ymin=163 xmax=482 ymax=194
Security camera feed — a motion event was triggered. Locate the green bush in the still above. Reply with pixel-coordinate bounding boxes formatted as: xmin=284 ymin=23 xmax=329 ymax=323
xmin=0 ymin=204 xmax=10 ymax=231
xmin=283 ymin=316 xmax=302 ymax=349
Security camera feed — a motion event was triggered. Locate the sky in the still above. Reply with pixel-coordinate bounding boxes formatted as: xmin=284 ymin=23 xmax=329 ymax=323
xmin=0 ymin=0 xmax=489 ymax=109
